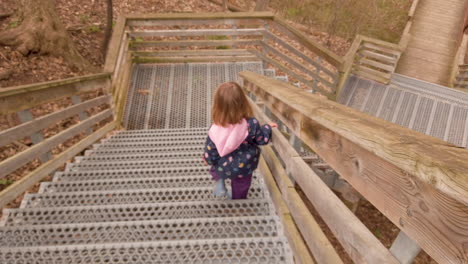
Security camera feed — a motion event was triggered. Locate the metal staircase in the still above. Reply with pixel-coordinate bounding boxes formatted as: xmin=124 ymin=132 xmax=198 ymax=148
xmin=0 ymin=128 xmax=294 ymax=263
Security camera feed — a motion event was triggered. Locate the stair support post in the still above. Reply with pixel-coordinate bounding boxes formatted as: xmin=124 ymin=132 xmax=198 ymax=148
xmin=390 ymin=231 xmax=421 ymax=264
xmin=17 ymin=109 xmax=52 ymax=163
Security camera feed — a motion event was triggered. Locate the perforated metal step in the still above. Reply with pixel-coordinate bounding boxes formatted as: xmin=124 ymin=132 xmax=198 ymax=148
xmin=0 ymin=237 xmax=293 ymax=264
xmin=1 ymin=200 xmax=273 ymax=226
xmin=0 ymin=216 xmax=281 ymax=247
xmin=101 ymin=135 xmax=207 ymax=144
xmin=53 ymin=167 xmax=209 ymax=182
xmin=67 ymin=158 xmax=205 ymax=172
xmin=93 ymin=140 xmax=205 ymax=149
xmin=42 ymin=175 xmax=261 ymax=193
xmin=79 ymin=151 xmax=201 ymax=163
xmin=86 ymin=145 xmax=204 ymax=156
xmin=22 ymin=186 xmax=266 ymax=208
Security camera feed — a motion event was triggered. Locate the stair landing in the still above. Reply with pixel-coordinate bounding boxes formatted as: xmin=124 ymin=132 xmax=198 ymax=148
xmin=396 ymin=0 xmax=465 ymax=86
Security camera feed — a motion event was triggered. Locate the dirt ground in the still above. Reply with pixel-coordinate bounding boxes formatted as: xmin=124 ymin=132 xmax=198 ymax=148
xmin=0 ymin=0 xmax=435 ymax=263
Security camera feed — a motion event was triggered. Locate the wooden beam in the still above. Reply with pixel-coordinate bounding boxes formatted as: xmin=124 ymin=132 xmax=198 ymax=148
xmin=125 ymin=12 xmax=274 ymax=21
xmin=133 ymin=56 xmax=260 ymax=64
xmin=0 ymin=96 xmax=111 ymax=148
xmin=128 ymin=28 xmax=265 ymax=38
xmin=249 ymin=50 xmax=335 ymax=99
xmin=0 ymin=109 xmax=113 ymax=179
xmin=129 ymin=39 xmax=261 ymax=48
xmin=258 ymin=158 xmax=316 ymax=264
xmin=240 ymin=71 xmax=468 ymax=264
xmin=272 ymin=17 xmax=343 ymax=68
xmin=104 ymin=16 xmax=127 ymax=73
xmin=0 ymin=73 xmax=111 ymax=115
xmin=132 ymin=49 xmax=252 ymax=57
xmin=249 ymin=96 xmax=395 ymax=264
xmin=0 ymin=122 xmax=117 ymax=209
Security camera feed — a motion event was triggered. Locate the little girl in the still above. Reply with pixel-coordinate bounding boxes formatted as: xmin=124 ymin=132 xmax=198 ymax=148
xmin=203 ymin=82 xmax=277 ymax=199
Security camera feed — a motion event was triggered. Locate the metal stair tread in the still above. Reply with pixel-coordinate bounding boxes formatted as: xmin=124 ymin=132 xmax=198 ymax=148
xmin=0 ymin=237 xmax=294 ymax=264
xmin=53 ymin=167 xmax=212 ymax=182
xmin=1 ymin=199 xmax=274 ymax=226
xmin=0 ymin=216 xmax=281 ymax=247
xmin=66 ymin=158 xmax=206 ymax=171
xmin=22 ymin=186 xmax=267 ymax=208
xmin=87 ymin=145 xmax=204 ymax=156
xmin=79 ymin=151 xmax=203 ymax=162
xmin=41 ymin=175 xmax=262 ymax=193
xmin=101 ymin=135 xmax=207 ymax=144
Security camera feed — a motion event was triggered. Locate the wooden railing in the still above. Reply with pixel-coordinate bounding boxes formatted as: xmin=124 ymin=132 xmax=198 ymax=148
xmin=0 ymin=74 xmax=115 ymax=208
xmin=338 ymin=35 xmax=402 ymax=95
xmin=104 ymin=12 xmax=343 ymax=101
xmin=450 ymin=33 xmax=468 ymax=89
xmin=241 ymin=71 xmax=468 ymax=264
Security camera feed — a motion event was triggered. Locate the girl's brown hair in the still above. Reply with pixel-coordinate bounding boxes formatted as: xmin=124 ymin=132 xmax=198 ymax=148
xmin=212 ymin=82 xmax=253 ymax=127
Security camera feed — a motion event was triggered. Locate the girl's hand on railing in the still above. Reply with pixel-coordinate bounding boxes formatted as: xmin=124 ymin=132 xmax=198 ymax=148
xmin=269 ymin=122 xmax=278 ymax=128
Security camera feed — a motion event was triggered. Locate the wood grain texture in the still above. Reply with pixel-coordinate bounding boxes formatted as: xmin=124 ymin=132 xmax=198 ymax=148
xmin=129 ymin=39 xmax=261 ymax=48
xmin=241 ymin=71 xmax=468 ymax=264
xmin=104 ymin=16 xmax=126 ymax=73
xmin=258 ymin=158 xmax=316 ymax=264
xmin=128 ymin=28 xmax=265 ymax=38
xmin=125 ymin=12 xmax=274 ymax=20
xmin=0 ymin=95 xmax=111 ymax=147
xmin=249 ymin=97 xmax=396 ymax=264
xmin=0 ymin=122 xmax=117 ymax=209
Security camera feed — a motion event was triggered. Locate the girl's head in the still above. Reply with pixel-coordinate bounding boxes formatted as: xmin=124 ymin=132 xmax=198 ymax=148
xmin=212 ymin=82 xmax=253 ymax=127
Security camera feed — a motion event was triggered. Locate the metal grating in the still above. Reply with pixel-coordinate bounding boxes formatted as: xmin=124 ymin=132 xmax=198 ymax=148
xmin=0 ymin=238 xmax=293 ymax=264
xmin=67 ymin=158 xmax=205 ymax=171
xmin=41 ymin=175 xmax=261 ymax=193
xmin=23 ymin=187 xmax=266 ymax=208
xmin=2 ymin=200 xmax=273 ymax=226
xmin=339 ymin=74 xmax=468 ymax=148
xmin=0 ymin=216 xmax=281 ymax=247
xmin=53 ymin=167 xmax=210 ymax=182
xmin=123 ymin=62 xmax=264 ymax=130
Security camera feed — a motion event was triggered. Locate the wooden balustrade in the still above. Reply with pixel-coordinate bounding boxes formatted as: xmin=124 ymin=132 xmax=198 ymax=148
xmin=0 ymin=74 xmax=114 ymax=208
xmin=450 ymin=34 xmax=468 ymax=89
xmin=241 ymin=71 xmax=468 ymax=264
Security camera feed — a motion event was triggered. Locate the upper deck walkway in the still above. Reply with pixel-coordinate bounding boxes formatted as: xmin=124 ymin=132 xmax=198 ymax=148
xmin=396 ymin=0 xmax=466 ymax=86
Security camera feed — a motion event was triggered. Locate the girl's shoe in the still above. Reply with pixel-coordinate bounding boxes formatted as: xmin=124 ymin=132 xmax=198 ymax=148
xmin=213 ymin=179 xmax=230 ymax=198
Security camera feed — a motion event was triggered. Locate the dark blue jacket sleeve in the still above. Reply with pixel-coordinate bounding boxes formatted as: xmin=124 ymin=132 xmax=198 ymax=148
xmin=203 ymin=136 xmax=221 ymax=165
xmin=248 ymin=118 xmax=272 ymax=146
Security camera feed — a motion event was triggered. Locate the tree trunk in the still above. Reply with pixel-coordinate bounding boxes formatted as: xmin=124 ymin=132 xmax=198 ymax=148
xmin=102 ymin=0 xmax=113 ymax=56
xmin=254 ymin=0 xmax=270 ymax=11
xmin=0 ymin=0 xmax=92 ymax=71
xmin=222 ymin=0 xmax=228 ymax=11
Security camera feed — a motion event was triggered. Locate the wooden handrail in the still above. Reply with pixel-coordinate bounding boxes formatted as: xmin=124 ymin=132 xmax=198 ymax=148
xmin=450 ymin=33 xmax=468 ymax=88
xmin=241 ymin=71 xmax=468 ymax=264
xmin=125 ymin=11 xmax=275 ymax=21
xmin=0 ymin=73 xmax=111 ymax=115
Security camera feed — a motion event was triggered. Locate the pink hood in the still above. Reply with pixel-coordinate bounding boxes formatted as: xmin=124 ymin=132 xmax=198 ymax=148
xmin=209 ymin=119 xmax=248 ymax=157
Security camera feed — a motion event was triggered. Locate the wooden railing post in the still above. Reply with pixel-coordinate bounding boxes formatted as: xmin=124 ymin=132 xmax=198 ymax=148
xmin=390 ymin=231 xmax=421 ymax=264
xmin=71 ymin=95 xmax=92 ymax=135
xmin=17 ymin=110 xmax=52 ymax=163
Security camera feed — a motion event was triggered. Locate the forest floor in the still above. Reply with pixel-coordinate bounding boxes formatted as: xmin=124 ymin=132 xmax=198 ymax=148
xmin=0 ymin=0 xmax=434 ymax=263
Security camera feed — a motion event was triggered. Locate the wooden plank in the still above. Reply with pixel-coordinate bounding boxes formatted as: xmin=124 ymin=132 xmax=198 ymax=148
xmin=261 ymin=147 xmax=344 ymax=264
xmin=115 ymin=53 xmax=133 ymax=126
xmin=360 ymin=36 xmax=402 ymax=52
xmin=240 ymin=71 xmax=468 ymax=264
xmin=258 ymin=158 xmax=316 ymax=264
xmin=361 ymin=42 xmax=401 ymax=57
xmin=104 ymin=16 xmax=126 ymax=73
xmin=359 ymin=58 xmax=395 ymax=72
xmin=248 ymin=95 xmax=395 ymax=264
xmin=249 ymin=50 xmax=335 ymax=99
xmin=262 ymin=43 xmax=336 ymax=88
xmin=125 ymin=11 xmax=274 ymax=21
xmin=128 ymin=28 xmax=265 ymax=38
xmin=0 ymin=109 xmax=113 ymax=179
xmin=353 ymin=65 xmax=392 ymax=80
xmin=0 ymin=122 xmax=116 ymax=209
xmin=132 ymin=49 xmax=252 ymax=57
xmin=352 ymin=70 xmax=389 ymax=84
xmin=272 ymin=17 xmax=343 ymax=68
xmin=359 ymin=50 xmax=398 ymax=64
xmin=262 ymin=31 xmax=338 ymax=80
xmin=127 ymin=18 xmax=266 ymax=27
xmin=129 ymin=39 xmax=261 ymax=48
xmin=0 ymin=96 xmax=110 ymax=148
xmin=0 ymin=74 xmax=111 ymax=115
xmin=133 ymin=56 xmax=260 ymax=64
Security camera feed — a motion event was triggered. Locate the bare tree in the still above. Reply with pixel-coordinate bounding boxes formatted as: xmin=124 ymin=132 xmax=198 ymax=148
xmin=102 ymin=0 xmax=113 ymax=56
xmin=0 ymin=0 xmax=92 ymax=70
